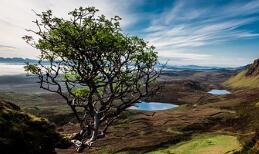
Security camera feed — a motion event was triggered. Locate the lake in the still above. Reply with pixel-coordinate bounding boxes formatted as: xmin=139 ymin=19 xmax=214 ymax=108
xmin=208 ymin=89 xmax=231 ymax=95
xmin=129 ymin=101 xmax=178 ymax=111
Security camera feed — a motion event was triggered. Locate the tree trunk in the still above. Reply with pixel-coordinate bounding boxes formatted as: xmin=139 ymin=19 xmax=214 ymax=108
xmin=84 ymin=112 xmax=99 ymax=146
xmin=72 ymin=112 xmax=100 ymax=153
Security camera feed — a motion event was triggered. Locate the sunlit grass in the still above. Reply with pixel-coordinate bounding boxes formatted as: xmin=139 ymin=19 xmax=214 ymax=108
xmin=225 ymin=71 xmax=259 ymax=89
xmin=147 ymin=134 xmax=241 ymax=154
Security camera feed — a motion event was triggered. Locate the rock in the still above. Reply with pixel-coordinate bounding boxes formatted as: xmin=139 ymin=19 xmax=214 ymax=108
xmin=245 ymin=58 xmax=259 ymax=76
xmin=238 ymin=129 xmax=259 ymax=153
xmin=225 ymin=58 xmax=259 ymax=89
xmin=251 ymin=129 xmax=259 ymax=153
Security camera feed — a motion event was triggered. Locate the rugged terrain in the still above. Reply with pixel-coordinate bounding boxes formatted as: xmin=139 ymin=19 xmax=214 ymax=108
xmin=0 ymin=62 xmax=259 ymax=153
xmin=0 ymin=100 xmax=69 ymax=154
xmin=225 ymin=59 xmax=259 ymax=89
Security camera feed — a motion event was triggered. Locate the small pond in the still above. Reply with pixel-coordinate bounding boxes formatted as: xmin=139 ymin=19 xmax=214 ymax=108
xmin=208 ymin=89 xmax=231 ymax=95
xmin=129 ymin=101 xmax=178 ymax=111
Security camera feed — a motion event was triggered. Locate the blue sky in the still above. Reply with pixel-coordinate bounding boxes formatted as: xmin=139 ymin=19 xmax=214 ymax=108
xmin=0 ymin=0 xmax=259 ymax=66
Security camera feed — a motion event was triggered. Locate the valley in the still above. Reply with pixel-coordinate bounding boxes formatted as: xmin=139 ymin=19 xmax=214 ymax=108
xmin=1 ymin=61 xmax=258 ymax=153
xmin=1 ymin=1 xmax=259 ymax=153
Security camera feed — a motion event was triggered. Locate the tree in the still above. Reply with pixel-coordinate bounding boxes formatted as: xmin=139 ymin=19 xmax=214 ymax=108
xmin=23 ymin=7 xmax=160 ymax=152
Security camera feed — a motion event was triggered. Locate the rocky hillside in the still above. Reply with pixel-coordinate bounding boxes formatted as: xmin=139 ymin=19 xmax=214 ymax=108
xmin=0 ymin=100 xmax=68 ymax=154
xmin=245 ymin=59 xmax=259 ymax=76
xmin=238 ymin=129 xmax=259 ymax=153
xmin=225 ymin=58 xmax=259 ymax=89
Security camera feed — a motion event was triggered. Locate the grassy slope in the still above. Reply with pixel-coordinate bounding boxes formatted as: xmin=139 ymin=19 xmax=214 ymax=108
xmin=0 ymin=100 xmax=68 ymax=154
xmin=0 ymin=91 xmax=77 ymax=125
xmin=147 ymin=134 xmax=241 ymax=154
xmin=224 ymin=71 xmax=259 ymax=89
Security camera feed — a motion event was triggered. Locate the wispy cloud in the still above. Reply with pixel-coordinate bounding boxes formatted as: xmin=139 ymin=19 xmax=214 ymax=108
xmin=0 ymin=45 xmax=16 ymax=49
xmin=158 ymin=50 xmax=212 ymax=65
xmin=142 ymin=0 xmax=259 ymax=65
xmin=0 ymin=0 xmax=259 ymax=66
xmin=147 ymin=18 xmax=258 ymax=49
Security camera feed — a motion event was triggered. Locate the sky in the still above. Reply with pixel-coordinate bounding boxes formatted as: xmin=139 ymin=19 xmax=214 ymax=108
xmin=0 ymin=0 xmax=259 ymax=66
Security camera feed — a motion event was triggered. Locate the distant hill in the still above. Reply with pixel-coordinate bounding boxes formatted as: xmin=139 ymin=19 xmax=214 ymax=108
xmin=0 ymin=57 xmax=38 ymax=64
xmin=162 ymin=64 xmax=237 ymax=72
xmin=225 ymin=58 xmax=259 ymax=89
xmin=0 ymin=57 xmax=51 ymax=65
xmin=0 ymin=57 xmax=238 ymax=72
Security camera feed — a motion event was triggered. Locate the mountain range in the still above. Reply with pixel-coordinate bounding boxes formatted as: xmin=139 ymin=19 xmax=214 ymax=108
xmin=0 ymin=57 xmax=239 ymax=72
xmin=0 ymin=57 xmax=38 ymax=64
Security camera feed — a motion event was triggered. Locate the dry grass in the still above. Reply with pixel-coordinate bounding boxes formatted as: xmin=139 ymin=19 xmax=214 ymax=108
xmin=224 ymin=71 xmax=259 ymax=89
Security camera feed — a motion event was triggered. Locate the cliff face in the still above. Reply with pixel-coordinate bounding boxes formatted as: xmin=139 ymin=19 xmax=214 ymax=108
xmin=225 ymin=58 xmax=259 ymax=89
xmin=0 ymin=100 xmax=67 ymax=154
xmin=245 ymin=59 xmax=259 ymax=76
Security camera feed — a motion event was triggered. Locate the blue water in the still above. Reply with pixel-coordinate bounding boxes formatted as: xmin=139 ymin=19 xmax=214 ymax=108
xmin=208 ymin=89 xmax=230 ymax=95
xmin=129 ymin=101 xmax=178 ymax=111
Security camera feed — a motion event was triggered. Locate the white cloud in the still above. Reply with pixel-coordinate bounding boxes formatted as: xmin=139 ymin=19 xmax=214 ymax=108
xmin=0 ymin=0 xmax=138 ymax=58
xmin=158 ymin=51 xmax=250 ymax=67
xmin=158 ymin=50 xmax=211 ymax=60
xmin=0 ymin=0 xmax=259 ymax=67
xmin=158 ymin=50 xmax=212 ymax=65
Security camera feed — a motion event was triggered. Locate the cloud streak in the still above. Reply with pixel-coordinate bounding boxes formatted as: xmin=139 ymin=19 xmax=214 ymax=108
xmin=140 ymin=0 xmax=259 ymax=66
xmin=0 ymin=45 xmax=16 ymax=49
xmin=0 ymin=0 xmax=259 ymax=66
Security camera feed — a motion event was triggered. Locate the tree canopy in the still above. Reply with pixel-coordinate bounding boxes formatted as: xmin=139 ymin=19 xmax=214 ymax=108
xmin=23 ymin=7 xmax=160 ymax=152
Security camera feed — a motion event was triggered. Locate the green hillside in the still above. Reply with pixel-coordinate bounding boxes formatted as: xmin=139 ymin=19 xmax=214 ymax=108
xmin=225 ymin=70 xmax=259 ymax=89
xmin=225 ymin=59 xmax=259 ymax=89
xmin=0 ymin=100 xmax=68 ymax=154
xmin=148 ymin=134 xmax=241 ymax=154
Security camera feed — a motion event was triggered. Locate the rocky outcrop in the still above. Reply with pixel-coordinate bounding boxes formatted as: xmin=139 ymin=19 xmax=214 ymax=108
xmin=0 ymin=100 xmax=68 ymax=154
xmin=250 ymin=129 xmax=259 ymax=153
xmin=238 ymin=129 xmax=259 ymax=154
xmin=225 ymin=58 xmax=259 ymax=89
xmin=245 ymin=59 xmax=259 ymax=76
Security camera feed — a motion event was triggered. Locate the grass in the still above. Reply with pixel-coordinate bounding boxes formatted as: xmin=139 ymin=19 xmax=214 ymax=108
xmin=0 ymin=91 xmax=84 ymax=126
xmin=147 ymin=134 xmax=241 ymax=154
xmin=225 ymin=71 xmax=259 ymax=89
xmin=173 ymin=104 xmax=191 ymax=112
xmin=0 ymin=100 xmax=69 ymax=153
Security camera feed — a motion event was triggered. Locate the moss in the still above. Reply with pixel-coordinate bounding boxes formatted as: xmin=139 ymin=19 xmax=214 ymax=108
xmin=173 ymin=104 xmax=191 ymax=112
xmin=0 ymin=100 xmax=69 ymax=154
